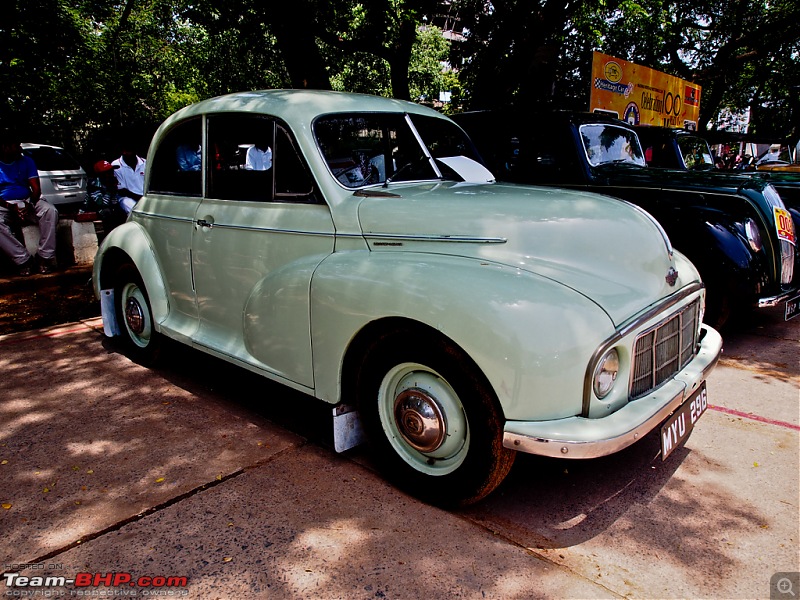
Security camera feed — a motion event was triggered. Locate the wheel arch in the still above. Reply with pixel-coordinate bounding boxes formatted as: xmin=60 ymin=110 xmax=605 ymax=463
xmin=340 ymin=317 xmax=497 ymax=415
xmin=93 ymin=223 xmax=170 ymax=325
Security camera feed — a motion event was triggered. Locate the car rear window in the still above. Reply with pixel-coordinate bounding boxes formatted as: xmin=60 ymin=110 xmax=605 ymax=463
xmin=23 ymin=147 xmax=81 ymax=171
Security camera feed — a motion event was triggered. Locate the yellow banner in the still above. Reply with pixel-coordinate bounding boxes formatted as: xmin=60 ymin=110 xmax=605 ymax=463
xmin=589 ymin=51 xmax=702 ymax=129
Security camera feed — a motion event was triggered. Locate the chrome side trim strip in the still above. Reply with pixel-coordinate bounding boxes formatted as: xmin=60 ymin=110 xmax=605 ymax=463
xmin=133 ymin=211 xmax=505 ymax=244
xmin=364 ymin=233 xmax=507 ymax=244
xmin=197 ymin=222 xmax=335 ymax=236
xmin=135 ymin=211 xmax=194 ymax=223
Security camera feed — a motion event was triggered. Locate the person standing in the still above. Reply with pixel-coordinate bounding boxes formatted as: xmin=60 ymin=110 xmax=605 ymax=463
xmin=112 ymin=141 xmax=146 ymax=214
xmin=0 ymin=130 xmax=59 ymax=275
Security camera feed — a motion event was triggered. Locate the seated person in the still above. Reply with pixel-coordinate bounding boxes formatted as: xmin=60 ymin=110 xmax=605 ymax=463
xmin=88 ymin=160 xmax=126 ymax=232
xmin=0 ymin=129 xmax=59 ymax=275
xmin=176 ymin=143 xmax=201 ymax=171
xmin=245 ymin=143 xmax=272 ymax=171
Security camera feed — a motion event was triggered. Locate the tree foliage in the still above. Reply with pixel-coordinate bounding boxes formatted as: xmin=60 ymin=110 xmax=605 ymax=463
xmin=2 ymin=0 xmax=798 ymax=153
xmin=1 ymin=0 xmax=88 ymax=143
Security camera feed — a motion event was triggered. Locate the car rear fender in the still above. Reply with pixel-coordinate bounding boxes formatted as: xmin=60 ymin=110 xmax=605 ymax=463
xmin=93 ymin=221 xmax=170 ymax=325
xmin=310 ymin=251 xmax=614 ymax=421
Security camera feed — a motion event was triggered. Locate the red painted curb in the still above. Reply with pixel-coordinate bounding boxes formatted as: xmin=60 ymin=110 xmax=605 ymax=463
xmin=709 ymin=404 xmax=800 ymax=431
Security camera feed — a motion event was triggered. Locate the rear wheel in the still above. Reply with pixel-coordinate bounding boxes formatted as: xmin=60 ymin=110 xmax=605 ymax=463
xmin=114 ymin=264 xmax=162 ymax=365
xmin=356 ymin=327 xmax=515 ymax=506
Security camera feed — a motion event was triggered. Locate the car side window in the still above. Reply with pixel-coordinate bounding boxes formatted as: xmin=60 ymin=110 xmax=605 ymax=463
xmin=207 ymin=114 xmax=275 ymax=201
xmin=207 ymin=115 xmax=317 ymax=203
xmin=149 ymin=118 xmax=202 ymax=196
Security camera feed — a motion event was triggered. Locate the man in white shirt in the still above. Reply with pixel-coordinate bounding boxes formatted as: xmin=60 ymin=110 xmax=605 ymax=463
xmin=112 ymin=143 xmax=146 ymax=214
xmin=245 ymin=143 xmax=272 ymax=171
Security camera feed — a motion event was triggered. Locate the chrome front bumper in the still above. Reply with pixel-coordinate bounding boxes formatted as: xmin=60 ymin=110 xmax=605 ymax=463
xmin=757 ymin=286 xmax=799 ymax=308
xmin=503 ymin=325 xmax=723 ymax=459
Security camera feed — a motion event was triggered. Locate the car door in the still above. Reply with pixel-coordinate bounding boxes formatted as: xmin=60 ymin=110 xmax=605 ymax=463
xmin=191 ymin=113 xmax=335 ymax=388
xmin=144 ymin=117 xmax=204 ymax=340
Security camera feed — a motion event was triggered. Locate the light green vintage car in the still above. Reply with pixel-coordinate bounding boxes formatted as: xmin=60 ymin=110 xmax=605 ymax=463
xmin=94 ymin=90 xmax=722 ymax=506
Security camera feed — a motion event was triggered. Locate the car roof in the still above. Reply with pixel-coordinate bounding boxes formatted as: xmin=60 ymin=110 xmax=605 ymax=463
xmin=162 ymin=90 xmax=445 ymax=129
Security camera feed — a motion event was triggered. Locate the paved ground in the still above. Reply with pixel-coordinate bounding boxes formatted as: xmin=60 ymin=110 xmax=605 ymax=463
xmin=0 ymin=294 xmax=797 ymax=599
xmin=0 ymin=265 xmax=97 ymax=334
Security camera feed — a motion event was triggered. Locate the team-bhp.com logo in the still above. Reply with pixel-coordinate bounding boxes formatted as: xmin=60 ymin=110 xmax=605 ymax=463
xmin=4 ymin=572 xmax=188 ymax=596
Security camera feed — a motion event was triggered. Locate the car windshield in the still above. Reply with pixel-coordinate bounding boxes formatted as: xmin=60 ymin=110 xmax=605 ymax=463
xmin=580 ymin=124 xmax=646 ymax=167
xmin=314 ymin=112 xmax=482 ymax=188
xmin=757 ymin=146 xmax=793 ymax=165
xmin=23 ymin=146 xmax=82 ymax=171
xmin=676 ymin=135 xmax=715 ymax=170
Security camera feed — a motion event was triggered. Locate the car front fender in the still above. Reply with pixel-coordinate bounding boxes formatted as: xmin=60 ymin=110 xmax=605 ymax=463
xmin=310 ymin=251 xmax=614 ymax=421
xmin=667 ymin=208 xmax=767 ymax=295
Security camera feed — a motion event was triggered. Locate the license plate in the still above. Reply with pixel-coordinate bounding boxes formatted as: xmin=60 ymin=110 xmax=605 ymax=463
xmin=56 ymin=179 xmax=79 ymax=188
xmin=786 ymin=294 xmax=800 ymax=321
xmin=661 ymin=382 xmax=707 ymax=460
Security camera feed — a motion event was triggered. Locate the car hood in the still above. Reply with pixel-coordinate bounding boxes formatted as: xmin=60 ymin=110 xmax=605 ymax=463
xmin=749 ymin=169 xmax=800 ymax=184
xmin=356 ymin=181 xmax=692 ymax=325
xmin=596 ymin=163 xmax=771 ymax=194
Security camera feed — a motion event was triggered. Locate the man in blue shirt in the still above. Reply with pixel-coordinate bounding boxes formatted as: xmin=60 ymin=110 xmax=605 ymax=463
xmin=0 ymin=130 xmax=59 ymax=275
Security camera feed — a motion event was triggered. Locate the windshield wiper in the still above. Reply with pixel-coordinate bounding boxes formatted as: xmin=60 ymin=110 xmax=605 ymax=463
xmin=383 ymin=156 xmax=438 ymax=187
xmin=384 ymin=158 xmax=419 ymax=187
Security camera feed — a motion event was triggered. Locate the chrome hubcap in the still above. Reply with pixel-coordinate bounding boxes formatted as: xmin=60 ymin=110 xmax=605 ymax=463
xmin=394 ymin=388 xmax=446 ymax=452
xmin=377 ymin=363 xmax=469 ymax=476
xmin=125 ymin=297 xmax=145 ymax=335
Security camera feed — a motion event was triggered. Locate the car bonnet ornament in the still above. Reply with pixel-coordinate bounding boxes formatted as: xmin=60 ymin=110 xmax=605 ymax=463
xmin=666 ymin=267 xmax=679 ymax=286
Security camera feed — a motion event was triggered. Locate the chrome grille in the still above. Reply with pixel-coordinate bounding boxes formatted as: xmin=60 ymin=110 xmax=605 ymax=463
xmin=631 ymin=301 xmax=700 ymax=399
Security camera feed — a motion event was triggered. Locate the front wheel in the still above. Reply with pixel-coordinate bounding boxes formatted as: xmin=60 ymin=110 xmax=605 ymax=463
xmin=356 ymin=328 xmax=515 ymax=506
xmin=114 ymin=264 xmax=163 ymax=365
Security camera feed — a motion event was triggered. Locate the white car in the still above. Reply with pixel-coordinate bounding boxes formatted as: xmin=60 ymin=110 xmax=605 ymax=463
xmin=21 ymin=143 xmax=88 ymax=210
xmin=94 ymin=90 xmax=722 ymax=506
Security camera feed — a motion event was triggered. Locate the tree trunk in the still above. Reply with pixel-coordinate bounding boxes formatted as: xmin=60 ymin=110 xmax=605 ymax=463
xmin=271 ymin=1 xmax=331 ymax=90
xmin=387 ymin=19 xmax=417 ymax=100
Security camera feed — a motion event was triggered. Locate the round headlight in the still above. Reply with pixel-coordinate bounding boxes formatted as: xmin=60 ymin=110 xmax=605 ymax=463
xmin=744 ymin=218 xmax=762 ymax=252
xmin=593 ymin=348 xmax=620 ymax=399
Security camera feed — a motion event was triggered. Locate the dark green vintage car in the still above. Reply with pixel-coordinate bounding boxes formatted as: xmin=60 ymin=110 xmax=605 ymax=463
xmin=454 ymin=111 xmax=799 ymax=326
xmin=634 ymin=125 xmax=800 ymax=225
